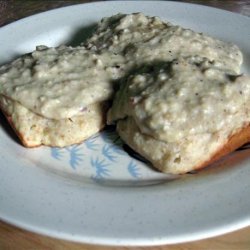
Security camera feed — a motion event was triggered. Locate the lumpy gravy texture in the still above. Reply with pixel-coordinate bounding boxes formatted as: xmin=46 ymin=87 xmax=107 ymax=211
xmin=0 ymin=13 xmax=245 ymax=123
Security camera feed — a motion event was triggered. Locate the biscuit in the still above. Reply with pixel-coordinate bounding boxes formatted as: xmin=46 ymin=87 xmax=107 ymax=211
xmin=108 ymin=57 xmax=250 ymax=174
xmin=86 ymin=13 xmax=243 ymax=74
xmin=0 ymin=95 xmax=108 ymax=147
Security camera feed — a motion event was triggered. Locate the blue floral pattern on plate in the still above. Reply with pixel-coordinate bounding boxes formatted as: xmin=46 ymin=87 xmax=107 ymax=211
xmin=47 ymin=126 xmax=171 ymax=185
xmin=45 ymin=126 xmax=177 ymax=185
xmin=23 ymin=125 xmax=250 ymax=186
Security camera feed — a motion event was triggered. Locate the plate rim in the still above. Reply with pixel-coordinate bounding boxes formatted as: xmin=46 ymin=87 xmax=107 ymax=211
xmin=0 ymin=1 xmax=250 ymax=246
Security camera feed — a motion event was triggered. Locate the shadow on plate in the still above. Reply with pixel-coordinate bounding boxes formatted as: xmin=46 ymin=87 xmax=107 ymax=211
xmin=65 ymin=23 xmax=97 ymax=46
xmin=0 ymin=111 xmax=20 ymax=145
xmin=0 ymin=22 xmax=98 ymax=67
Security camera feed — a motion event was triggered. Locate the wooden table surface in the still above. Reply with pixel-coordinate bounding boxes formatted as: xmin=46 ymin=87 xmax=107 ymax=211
xmin=0 ymin=1 xmax=250 ymax=249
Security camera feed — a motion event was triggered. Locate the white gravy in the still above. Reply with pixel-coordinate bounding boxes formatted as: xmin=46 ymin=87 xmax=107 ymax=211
xmin=0 ymin=13 xmax=244 ymax=120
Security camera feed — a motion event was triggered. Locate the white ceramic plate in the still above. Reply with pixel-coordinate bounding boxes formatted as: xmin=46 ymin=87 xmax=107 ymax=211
xmin=0 ymin=1 xmax=250 ymax=246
